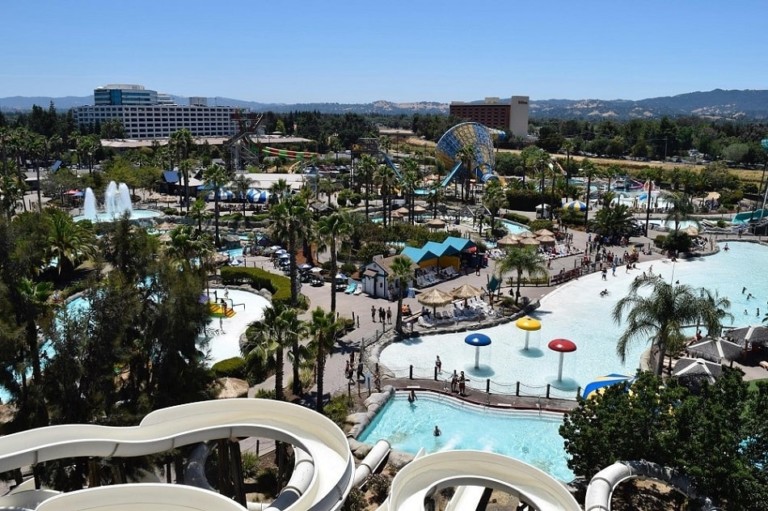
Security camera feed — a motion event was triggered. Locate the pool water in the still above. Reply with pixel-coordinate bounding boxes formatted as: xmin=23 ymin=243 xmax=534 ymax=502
xmin=73 ymin=209 xmax=162 ymax=222
xmin=380 ymin=242 xmax=768 ymax=397
xmin=358 ymin=393 xmax=574 ymax=482
xmin=502 ymin=220 xmax=531 ymax=235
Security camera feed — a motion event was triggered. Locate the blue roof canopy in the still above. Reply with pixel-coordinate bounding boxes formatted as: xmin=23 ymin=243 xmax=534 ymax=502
xmin=163 ymin=170 xmax=180 ymax=183
xmin=401 ymin=246 xmax=438 ymax=264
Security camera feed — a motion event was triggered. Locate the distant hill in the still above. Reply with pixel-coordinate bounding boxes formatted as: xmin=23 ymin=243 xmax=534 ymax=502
xmin=2 ymin=89 xmax=767 ymax=120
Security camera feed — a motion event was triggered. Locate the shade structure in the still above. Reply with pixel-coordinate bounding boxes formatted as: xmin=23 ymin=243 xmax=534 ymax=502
xmin=519 ymin=237 xmax=541 ymax=247
xmin=582 ymin=374 xmax=633 ymax=399
xmin=417 ymin=288 xmax=454 ymax=316
xmin=413 ymin=205 xmax=427 ymax=213
xmin=517 ymin=231 xmax=535 ymax=238
xmin=395 ymin=206 xmax=410 ymax=215
xmin=537 ymin=235 xmax=556 ymax=245
xmin=535 ymin=204 xmax=550 ymax=210
xmin=451 ymin=283 xmax=483 ymax=300
xmin=426 ymin=218 xmax=446 ymax=229
xmin=705 ymin=191 xmax=721 ymax=200
xmin=516 ymin=316 xmax=542 ymax=350
xmin=687 ymin=337 xmax=743 ymax=362
xmin=465 ymin=333 xmax=492 ymax=369
xmin=548 ymin=338 xmax=577 ymax=381
xmin=672 ymin=357 xmax=723 ymax=385
xmin=245 ymin=189 xmax=269 ymax=204
xmin=497 ymin=235 xmax=521 ymax=248
xmin=563 ymin=200 xmax=587 ymax=211
xmin=683 ymin=225 xmax=699 ymax=236
xmin=725 ymin=325 xmax=768 ymax=347
xmin=534 ymin=229 xmax=555 ymax=237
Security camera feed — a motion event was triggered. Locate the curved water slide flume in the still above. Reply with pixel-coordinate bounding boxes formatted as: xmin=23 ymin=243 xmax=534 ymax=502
xmin=0 ymin=400 xmax=354 ymax=511
xmin=384 ymin=450 xmax=580 ymax=511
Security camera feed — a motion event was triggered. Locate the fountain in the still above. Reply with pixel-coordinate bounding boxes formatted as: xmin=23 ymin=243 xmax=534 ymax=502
xmin=77 ymin=181 xmax=160 ymax=223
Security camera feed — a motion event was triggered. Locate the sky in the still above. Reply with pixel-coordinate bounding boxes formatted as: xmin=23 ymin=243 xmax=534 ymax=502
xmin=1 ymin=1 xmax=765 ymax=103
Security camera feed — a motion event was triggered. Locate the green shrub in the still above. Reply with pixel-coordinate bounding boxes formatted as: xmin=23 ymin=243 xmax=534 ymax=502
xmin=663 ymin=231 xmax=693 ymax=253
xmin=654 ymin=234 xmax=667 ymax=249
xmin=368 ymin=473 xmax=390 ymax=503
xmin=529 ymin=219 xmax=554 ymax=232
xmin=340 ymin=262 xmax=357 ymax=276
xmin=163 ymin=207 xmax=179 ymax=215
xmin=254 ymin=388 xmax=276 ymax=399
xmin=341 ymin=488 xmax=366 ymax=511
xmin=211 ymin=357 xmax=246 ymax=378
xmin=323 ymin=394 xmax=351 ymax=427
xmin=241 ymin=451 xmax=259 ymax=480
xmin=219 ymin=267 xmax=291 ymax=303
xmin=502 ymin=211 xmax=530 ymax=225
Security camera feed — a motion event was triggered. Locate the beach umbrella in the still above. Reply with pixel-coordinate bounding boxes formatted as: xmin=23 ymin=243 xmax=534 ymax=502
xmin=537 ymin=235 xmax=556 ymax=246
xmin=517 ymin=230 xmax=535 ymax=238
xmin=497 ymin=235 xmax=521 ymax=248
xmin=687 ymin=337 xmax=743 ymax=363
xmin=310 ymin=267 xmax=323 ymax=273
xmin=299 ymin=263 xmax=313 ymax=271
xmin=515 ymin=316 xmax=541 ymax=350
xmin=535 ymin=229 xmax=554 ymax=237
xmin=520 ymin=237 xmax=540 ymax=247
xmin=465 ymin=332 xmax=492 ymax=369
xmin=427 ymin=218 xmax=446 ymax=229
xmin=582 ymin=374 xmax=633 ymax=399
xmin=450 ymin=283 xmax=483 ymax=300
xmin=725 ymin=325 xmax=768 ymax=348
xmin=417 ymin=288 xmax=454 ymax=316
xmin=413 ymin=205 xmax=427 ymax=213
xmin=672 ymin=357 xmax=722 ymax=385
xmin=563 ymin=200 xmax=587 ymax=211
xmin=548 ymin=339 xmax=577 ymax=382
xmin=395 ymin=206 xmax=410 ymax=215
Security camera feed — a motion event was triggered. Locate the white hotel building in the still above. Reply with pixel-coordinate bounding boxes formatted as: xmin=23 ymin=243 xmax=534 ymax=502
xmin=75 ymin=84 xmax=239 ymax=140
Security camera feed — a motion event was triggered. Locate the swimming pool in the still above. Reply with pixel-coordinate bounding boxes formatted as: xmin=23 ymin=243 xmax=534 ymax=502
xmin=502 ymin=220 xmax=531 ymax=235
xmin=379 ymin=242 xmax=768 ymax=397
xmin=358 ymin=393 xmax=573 ymax=482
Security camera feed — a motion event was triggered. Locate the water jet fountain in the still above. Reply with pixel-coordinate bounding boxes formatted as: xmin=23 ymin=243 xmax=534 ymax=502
xmin=77 ymin=181 xmax=160 ymax=222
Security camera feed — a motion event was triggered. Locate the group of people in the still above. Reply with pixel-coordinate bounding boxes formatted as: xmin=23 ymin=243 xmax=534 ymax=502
xmin=406 ymin=390 xmax=441 ymax=437
xmin=371 ymin=305 xmax=392 ymax=324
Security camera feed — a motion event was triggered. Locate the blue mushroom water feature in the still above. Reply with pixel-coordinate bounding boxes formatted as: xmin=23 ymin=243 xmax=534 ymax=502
xmin=465 ymin=332 xmax=492 ymax=369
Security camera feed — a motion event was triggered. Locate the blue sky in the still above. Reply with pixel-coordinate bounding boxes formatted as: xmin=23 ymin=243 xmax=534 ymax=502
xmin=1 ymin=1 xmax=764 ymax=103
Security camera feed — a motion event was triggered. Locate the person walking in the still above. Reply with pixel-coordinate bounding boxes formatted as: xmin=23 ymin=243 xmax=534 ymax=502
xmin=386 ymin=307 xmax=392 ymax=324
xmin=371 ymin=305 xmax=376 ymax=322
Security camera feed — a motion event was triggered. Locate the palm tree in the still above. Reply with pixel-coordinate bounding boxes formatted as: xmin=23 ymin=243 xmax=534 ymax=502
xmin=592 ymin=204 xmax=636 ymax=240
xmin=243 ymin=303 xmax=305 ymax=401
xmin=696 ymin=289 xmax=733 ymax=338
xmin=663 ymin=192 xmax=698 ymax=233
xmin=482 ymin=179 xmax=506 ymax=238
xmin=400 ymin=158 xmax=420 ymax=224
xmin=612 ymin=276 xmax=722 ymax=376
xmin=456 ymin=144 xmax=476 ymax=202
xmin=202 ymin=164 xmax=231 ymax=247
xmin=357 ymin=154 xmax=376 ymax=221
xmin=189 ymin=197 xmax=207 ymax=234
xmin=269 ymin=178 xmax=291 ymax=204
xmin=170 ymin=129 xmax=194 ymax=212
xmin=165 ymin=225 xmax=213 ymax=273
xmin=231 ymin=173 xmax=253 ymax=216
xmin=581 ymin=159 xmax=598 ymax=228
xmin=389 ymin=256 xmax=414 ymax=335
xmin=374 ymin=163 xmax=397 ymax=226
xmin=45 ymin=208 xmax=97 ymax=276
xmin=427 ymin=183 xmax=444 ymax=220
xmin=496 ymin=247 xmax=549 ymax=306
xmin=317 ymin=212 xmax=352 ymax=314
xmin=307 ymin=307 xmax=344 ymax=414
xmin=15 ymin=277 xmax=53 ymax=385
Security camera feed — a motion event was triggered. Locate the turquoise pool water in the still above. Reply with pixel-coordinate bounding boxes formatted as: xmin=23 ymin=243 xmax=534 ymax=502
xmin=358 ymin=393 xmax=574 ymax=482
xmin=380 ymin=242 xmax=768 ymax=397
xmin=502 ymin=220 xmax=531 ymax=235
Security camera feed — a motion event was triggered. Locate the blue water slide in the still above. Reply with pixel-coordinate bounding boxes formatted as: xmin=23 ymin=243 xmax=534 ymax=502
xmin=380 ymin=152 xmax=403 ymax=180
xmin=440 ymin=162 xmax=463 ymax=188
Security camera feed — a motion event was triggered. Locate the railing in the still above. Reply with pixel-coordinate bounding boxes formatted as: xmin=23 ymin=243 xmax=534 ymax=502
xmin=387 ymin=363 xmax=580 ymax=401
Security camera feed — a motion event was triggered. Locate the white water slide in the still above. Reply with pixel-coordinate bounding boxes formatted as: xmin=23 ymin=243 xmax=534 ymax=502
xmin=379 ymin=450 xmax=580 ymax=511
xmin=0 ymin=399 xmax=355 ymax=511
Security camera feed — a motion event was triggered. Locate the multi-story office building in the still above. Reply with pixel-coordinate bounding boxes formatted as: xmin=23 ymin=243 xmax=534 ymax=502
xmin=76 ymin=84 xmax=239 ymax=139
xmin=449 ymin=96 xmax=529 ymax=138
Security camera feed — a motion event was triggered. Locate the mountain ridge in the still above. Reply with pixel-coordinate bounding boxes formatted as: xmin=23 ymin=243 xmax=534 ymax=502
xmin=1 ymin=89 xmax=767 ymax=120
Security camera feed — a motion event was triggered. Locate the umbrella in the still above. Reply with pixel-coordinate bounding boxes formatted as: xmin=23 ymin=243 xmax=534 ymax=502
xmin=426 ymin=219 xmax=446 ymax=229
xmin=535 ymin=204 xmax=550 ymax=210
xmin=275 ymin=248 xmax=287 ymax=255
xmin=413 ymin=205 xmax=427 ymax=213
xmin=672 ymin=357 xmax=723 ymax=384
xmin=417 ymin=288 xmax=454 ymax=316
xmin=519 ymin=237 xmax=540 ymax=247
xmin=687 ymin=337 xmax=743 ymax=363
xmin=395 ymin=206 xmax=410 ymax=215
xmin=548 ymin=339 xmax=577 ymax=382
xmin=684 ymin=225 xmax=699 ymax=236
xmin=517 ymin=231 xmax=535 ymax=238
xmin=515 ymin=316 xmax=541 ymax=350
xmin=725 ymin=325 xmax=768 ymax=348
xmin=582 ymin=374 xmax=633 ymax=399
xmin=310 ymin=267 xmax=323 ymax=273
xmin=537 ymin=235 xmax=556 ymax=245
xmin=299 ymin=263 xmax=313 ymax=271
xmin=535 ymin=229 xmax=554 ymax=237
xmin=563 ymin=200 xmax=587 ymax=211
xmin=215 ymin=377 xmax=249 ymax=399
xmin=705 ymin=191 xmax=721 ymax=201
xmin=497 ymin=235 xmax=521 ymax=248
xmin=450 ymin=283 xmax=483 ymax=300
xmin=465 ymin=333 xmax=492 ymax=369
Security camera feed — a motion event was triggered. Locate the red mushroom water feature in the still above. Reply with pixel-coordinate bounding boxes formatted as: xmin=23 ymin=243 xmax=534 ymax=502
xmin=548 ymin=338 xmax=577 ymax=382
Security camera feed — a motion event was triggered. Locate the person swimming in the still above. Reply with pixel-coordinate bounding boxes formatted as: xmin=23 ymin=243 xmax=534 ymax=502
xmin=433 ymin=425 xmax=441 ymax=437
xmin=408 ymin=390 xmax=417 ymax=403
